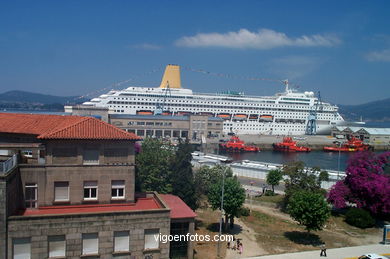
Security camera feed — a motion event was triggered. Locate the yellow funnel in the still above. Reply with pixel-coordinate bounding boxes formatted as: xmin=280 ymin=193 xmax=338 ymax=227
xmin=159 ymin=64 xmax=181 ymax=88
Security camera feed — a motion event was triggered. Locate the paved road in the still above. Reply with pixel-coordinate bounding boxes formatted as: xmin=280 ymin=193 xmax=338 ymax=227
xmin=238 ymin=176 xmax=285 ymax=194
xmin=242 ymin=244 xmax=390 ymax=259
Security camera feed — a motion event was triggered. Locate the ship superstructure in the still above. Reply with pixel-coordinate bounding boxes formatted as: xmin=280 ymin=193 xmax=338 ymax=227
xmin=83 ymin=65 xmax=344 ymax=135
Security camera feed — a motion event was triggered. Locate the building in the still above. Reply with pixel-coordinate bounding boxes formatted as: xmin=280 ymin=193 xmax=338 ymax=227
xmin=0 ymin=113 xmax=196 ymax=259
xmin=65 ymin=106 xmax=224 ymax=142
xmin=331 ymin=126 xmax=390 ymax=147
xmin=110 ymin=114 xmax=223 ymax=141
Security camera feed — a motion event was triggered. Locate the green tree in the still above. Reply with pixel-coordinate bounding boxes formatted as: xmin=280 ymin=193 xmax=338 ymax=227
xmin=287 ymin=190 xmax=331 ymax=231
xmin=135 ymin=137 xmax=174 ymax=193
xmin=194 ymin=164 xmax=233 ymax=198
xmin=208 ymin=176 xmax=245 ymax=231
xmin=171 ymin=139 xmax=198 ymax=210
xmin=283 ymin=161 xmax=328 ymax=205
xmin=266 ymin=169 xmax=283 ymax=194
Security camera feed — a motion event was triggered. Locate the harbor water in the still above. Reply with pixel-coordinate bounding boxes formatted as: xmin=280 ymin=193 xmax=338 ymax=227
xmin=223 ymin=150 xmax=383 ymax=171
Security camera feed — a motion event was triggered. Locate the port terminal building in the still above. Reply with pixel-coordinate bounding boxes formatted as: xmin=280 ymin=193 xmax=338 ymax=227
xmin=65 ymin=105 xmax=224 ymax=143
xmin=331 ymin=126 xmax=390 ymax=147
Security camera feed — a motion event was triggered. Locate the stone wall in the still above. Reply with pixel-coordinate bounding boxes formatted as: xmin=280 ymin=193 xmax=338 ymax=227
xmin=7 ymin=209 xmax=171 ymax=259
xmin=20 ymin=164 xmax=136 ymax=206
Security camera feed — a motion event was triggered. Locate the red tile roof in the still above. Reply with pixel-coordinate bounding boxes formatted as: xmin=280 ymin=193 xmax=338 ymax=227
xmin=0 ymin=113 xmax=140 ymax=140
xmin=19 ymin=197 xmax=162 ymax=216
xmin=160 ymin=194 xmax=197 ymax=219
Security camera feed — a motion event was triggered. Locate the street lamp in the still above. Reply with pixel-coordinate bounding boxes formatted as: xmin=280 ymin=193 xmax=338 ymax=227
xmin=217 ymin=159 xmax=232 ymax=258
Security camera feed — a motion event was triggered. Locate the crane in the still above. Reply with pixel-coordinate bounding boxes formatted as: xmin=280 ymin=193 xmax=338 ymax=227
xmin=154 ymin=80 xmax=172 ymax=115
xmin=305 ymin=91 xmax=322 ymax=135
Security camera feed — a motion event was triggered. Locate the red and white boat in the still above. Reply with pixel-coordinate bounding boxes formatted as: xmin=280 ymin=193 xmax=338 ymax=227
xmin=323 ymin=137 xmax=370 ymax=152
xmin=273 ymin=137 xmax=311 ymax=152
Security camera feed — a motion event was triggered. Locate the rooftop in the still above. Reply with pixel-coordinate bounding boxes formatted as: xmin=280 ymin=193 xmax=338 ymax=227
xmin=160 ymin=194 xmax=197 ymax=219
xmin=333 ymin=126 xmax=390 ymax=135
xmin=16 ymin=194 xmax=196 ymax=219
xmin=110 ymin=114 xmax=223 ymax=121
xmin=0 ymin=113 xmax=140 ymax=140
xmin=19 ymin=197 xmax=162 ymax=217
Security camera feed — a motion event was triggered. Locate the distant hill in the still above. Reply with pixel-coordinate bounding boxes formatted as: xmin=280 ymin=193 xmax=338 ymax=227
xmin=0 ymin=90 xmax=87 ymax=111
xmin=338 ymin=98 xmax=390 ymax=122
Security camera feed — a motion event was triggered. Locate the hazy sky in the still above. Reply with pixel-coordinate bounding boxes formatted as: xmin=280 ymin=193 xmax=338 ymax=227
xmin=1 ymin=0 xmax=390 ymax=105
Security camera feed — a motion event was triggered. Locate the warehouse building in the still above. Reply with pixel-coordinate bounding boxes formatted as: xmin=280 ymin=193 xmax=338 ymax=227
xmin=331 ymin=126 xmax=390 ymax=146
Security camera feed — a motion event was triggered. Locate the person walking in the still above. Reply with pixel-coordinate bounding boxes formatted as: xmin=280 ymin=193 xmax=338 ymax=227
xmin=320 ymin=243 xmax=327 ymax=257
xmin=239 ymin=242 xmax=243 ymax=255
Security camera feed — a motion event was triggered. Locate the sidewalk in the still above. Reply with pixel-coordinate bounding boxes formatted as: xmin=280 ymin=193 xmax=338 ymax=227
xmin=242 ymin=244 xmax=390 ymax=259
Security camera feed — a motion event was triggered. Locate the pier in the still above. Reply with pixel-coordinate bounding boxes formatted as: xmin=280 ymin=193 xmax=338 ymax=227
xmin=191 ymin=152 xmax=345 ymax=190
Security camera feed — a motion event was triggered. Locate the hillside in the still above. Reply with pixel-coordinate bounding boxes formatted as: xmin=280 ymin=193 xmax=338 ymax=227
xmin=0 ymin=90 xmax=86 ymax=111
xmin=338 ymin=98 xmax=390 ymax=122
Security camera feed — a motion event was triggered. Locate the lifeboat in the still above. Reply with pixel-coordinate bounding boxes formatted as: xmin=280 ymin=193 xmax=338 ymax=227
xmin=161 ymin=111 xmax=172 ymax=116
xmin=136 ymin=110 xmax=153 ymax=115
xmin=233 ymin=114 xmax=247 ymax=120
xmin=200 ymin=112 xmax=213 ymax=116
xmin=323 ymin=137 xmax=370 ymax=152
xmin=260 ymin=115 xmax=273 ymax=121
xmin=219 ymin=136 xmax=260 ymax=152
xmin=249 ymin=114 xmax=258 ymax=120
xmin=177 ymin=111 xmax=192 ymax=116
xmin=273 ymin=137 xmax=311 ymax=152
xmin=217 ymin=113 xmax=231 ymax=120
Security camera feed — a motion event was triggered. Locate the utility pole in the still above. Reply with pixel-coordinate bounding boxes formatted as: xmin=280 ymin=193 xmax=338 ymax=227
xmin=217 ymin=160 xmax=232 ymax=258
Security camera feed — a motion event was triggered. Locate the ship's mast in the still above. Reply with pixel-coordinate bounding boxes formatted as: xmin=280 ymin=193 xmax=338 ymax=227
xmin=283 ymin=79 xmax=291 ymax=93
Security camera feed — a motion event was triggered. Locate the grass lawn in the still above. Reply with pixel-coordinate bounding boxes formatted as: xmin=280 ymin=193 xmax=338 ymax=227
xmin=241 ymin=195 xmax=383 ymax=254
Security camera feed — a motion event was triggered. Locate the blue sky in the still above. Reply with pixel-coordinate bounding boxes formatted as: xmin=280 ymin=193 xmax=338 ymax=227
xmin=1 ymin=0 xmax=390 ymax=105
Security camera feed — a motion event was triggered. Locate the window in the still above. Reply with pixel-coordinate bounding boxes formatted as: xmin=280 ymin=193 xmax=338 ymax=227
xmin=48 ymin=235 xmax=65 ymax=258
xmin=82 ymin=233 xmax=98 ymax=255
xmin=25 ymin=183 xmax=37 ymax=208
xmin=13 ymin=238 xmax=31 ymax=259
xmin=144 ymin=229 xmax=159 ymax=250
xmin=83 ymin=149 xmax=99 ymax=165
xmin=83 ymin=181 xmax=98 ymax=200
xmin=54 ymin=182 xmax=69 ymax=202
xmin=114 ymin=231 xmax=129 ymax=253
xmin=111 ymin=180 xmax=125 ymax=199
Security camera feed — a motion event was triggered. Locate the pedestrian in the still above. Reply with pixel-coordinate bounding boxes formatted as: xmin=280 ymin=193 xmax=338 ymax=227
xmin=320 ymin=243 xmax=327 ymax=257
xmin=227 ymin=241 xmax=230 ymax=249
xmin=239 ymin=242 xmax=243 ymax=255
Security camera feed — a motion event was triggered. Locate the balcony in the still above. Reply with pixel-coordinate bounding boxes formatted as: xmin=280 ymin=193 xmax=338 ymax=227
xmin=0 ymin=154 xmax=18 ymax=175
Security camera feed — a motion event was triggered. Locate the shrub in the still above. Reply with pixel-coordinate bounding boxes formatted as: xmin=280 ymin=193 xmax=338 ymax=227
xmin=237 ymin=206 xmax=250 ymax=217
xmin=345 ymin=208 xmax=375 ymax=228
xmin=265 ymin=190 xmax=276 ymax=196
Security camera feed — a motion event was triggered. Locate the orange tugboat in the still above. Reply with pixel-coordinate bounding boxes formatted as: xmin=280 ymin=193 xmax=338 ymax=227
xmin=273 ymin=136 xmax=311 ymax=152
xmin=323 ymin=137 xmax=370 ymax=152
xmin=219 ymin=136 xmax=260 ymax=152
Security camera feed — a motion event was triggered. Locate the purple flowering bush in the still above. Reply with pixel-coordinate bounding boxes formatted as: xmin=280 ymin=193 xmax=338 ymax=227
xmin=327 ymin=151 xmax=390 ymax=217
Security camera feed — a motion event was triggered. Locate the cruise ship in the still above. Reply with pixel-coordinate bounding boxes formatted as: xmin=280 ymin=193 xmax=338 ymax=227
xmin=83 ymin=65 xmax=344 ymax=135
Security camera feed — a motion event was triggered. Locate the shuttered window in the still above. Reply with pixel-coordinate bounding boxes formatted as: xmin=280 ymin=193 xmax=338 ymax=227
xmin=48 ymin=235 xmax=65 ymax=257
xmin=114 ymin=231 xmax=129 ymax=252
xmin=13 ymin=238 xmax=31 ymax=259
xmin=144 ymin=229 xmax=159 ymax=250
xmin=82 ymin=233 xmax=98 ymax=255
xmin=54 ymin=182 xmax=69 ymax=201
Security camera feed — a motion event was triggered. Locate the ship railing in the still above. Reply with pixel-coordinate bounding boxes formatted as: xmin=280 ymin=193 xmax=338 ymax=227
xmin=0 ymin=154 xmax=18 ymax=175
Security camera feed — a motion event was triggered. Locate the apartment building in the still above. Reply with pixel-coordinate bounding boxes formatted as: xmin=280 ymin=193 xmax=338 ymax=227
xmin=0 ymin=113 xmax=196 ymax=259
